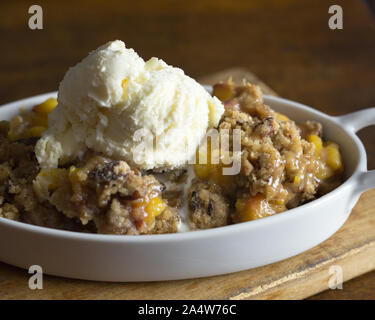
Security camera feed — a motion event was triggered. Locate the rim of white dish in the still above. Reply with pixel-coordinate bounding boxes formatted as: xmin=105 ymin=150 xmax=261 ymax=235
xmin=0 ymin=92 xmax=366 ymax=242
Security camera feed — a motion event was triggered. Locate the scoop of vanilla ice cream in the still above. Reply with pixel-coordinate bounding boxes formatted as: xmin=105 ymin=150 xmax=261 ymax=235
xmin=35 ymin=40 xmax=224 ymax=169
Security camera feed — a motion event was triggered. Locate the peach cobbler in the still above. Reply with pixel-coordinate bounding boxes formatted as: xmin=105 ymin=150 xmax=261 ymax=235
xmin=0 ymin=80 xmax=343 ymax=234
xmin=0 ymin=41 xmax=343 ymax=235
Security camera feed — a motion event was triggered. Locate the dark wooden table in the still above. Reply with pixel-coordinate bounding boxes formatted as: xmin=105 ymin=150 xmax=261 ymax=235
xmin=0 ymin=0 xmax=375 ymax=299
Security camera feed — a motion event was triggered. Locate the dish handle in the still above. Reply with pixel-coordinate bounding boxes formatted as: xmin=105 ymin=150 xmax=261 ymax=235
xmin=336 ymin=108 xmax=375 ymax=133
xmin=335 ymin=108 xmax=375 ymax=193
xmin=356 ymin=170 xmax=375 ymax=193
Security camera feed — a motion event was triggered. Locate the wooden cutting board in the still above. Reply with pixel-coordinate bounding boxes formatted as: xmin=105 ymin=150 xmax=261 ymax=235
xmin=1 ymin=68 xmax=374 ymax=300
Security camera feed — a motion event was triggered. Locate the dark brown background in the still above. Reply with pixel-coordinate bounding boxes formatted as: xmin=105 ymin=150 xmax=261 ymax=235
xmin=0 ymin=0 xmax=375 ymax=299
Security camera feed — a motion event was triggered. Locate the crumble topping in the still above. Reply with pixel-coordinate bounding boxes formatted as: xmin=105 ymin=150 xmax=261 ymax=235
xmin=0 ymin=81 xmax=344 ymax=234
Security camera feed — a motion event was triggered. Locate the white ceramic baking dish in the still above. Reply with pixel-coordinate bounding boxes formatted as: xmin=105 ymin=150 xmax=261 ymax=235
xmin=0 ymin=91 xmax=374 ymax=282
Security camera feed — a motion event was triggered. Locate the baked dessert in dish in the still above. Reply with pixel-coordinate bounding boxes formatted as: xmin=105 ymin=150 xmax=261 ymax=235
xmin=0 ymin=41 xmax=344 ymax=235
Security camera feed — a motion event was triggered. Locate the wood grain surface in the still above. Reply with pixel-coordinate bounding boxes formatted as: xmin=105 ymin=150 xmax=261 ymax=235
xmin=0 ymin=0 xmax=375 ymax=299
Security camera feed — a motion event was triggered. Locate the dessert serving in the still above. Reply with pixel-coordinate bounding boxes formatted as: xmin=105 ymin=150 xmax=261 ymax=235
xmin=0 ymin=41 xmax=344 ymax=235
